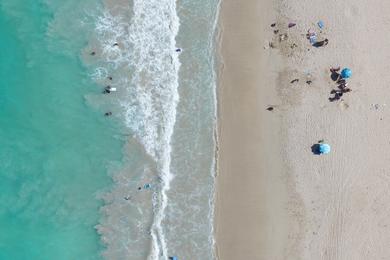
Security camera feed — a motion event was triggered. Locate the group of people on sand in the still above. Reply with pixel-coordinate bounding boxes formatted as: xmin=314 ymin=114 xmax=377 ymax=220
xmin=306 ymin=29 xmax=328 ymax=48
xmin=329 ymin=67 xmax=352 ymax=102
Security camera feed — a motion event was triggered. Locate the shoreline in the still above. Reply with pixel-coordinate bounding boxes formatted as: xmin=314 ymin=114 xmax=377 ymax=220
xmin=215 ymin=0 xmax=298 ymax=259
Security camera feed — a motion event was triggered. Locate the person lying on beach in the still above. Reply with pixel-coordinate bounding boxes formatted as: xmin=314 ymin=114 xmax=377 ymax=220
xmin=313 ymin=39 xmax=328 ymax=47
xmin=288 ymin=22 xmax=296 ymax=28
xmin=306 ymin=29 xmax=316 ymax=39
xmin=329 ymin=90 xmax=343 ymax=101
xmin=337 ymin=78 xmax=346 ymax=84
xmin=330 ymin=67 xmax=341 ymax=72
xmin=341 ymin=88 xmax=351 ymax=93
xmin=337 ymin=83 xmax=349 ymax=90
xmin=331 ymin=88 xmax=351 ymax=95
xmin=338 ymin=82 xmax=348 ymax=89
xmin=329 ymin=93 xmax=342 ymax=102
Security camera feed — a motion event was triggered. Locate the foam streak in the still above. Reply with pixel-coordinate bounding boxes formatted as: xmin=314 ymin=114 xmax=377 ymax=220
xmin=95 ymin=0 xmax=181 ymax=259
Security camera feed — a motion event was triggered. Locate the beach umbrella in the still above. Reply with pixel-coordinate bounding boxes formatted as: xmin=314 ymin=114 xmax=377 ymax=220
xmin=318 ymin=143 xmax=331 ymax=154
xmin=341 ymin=68 xmax=352 ymax=79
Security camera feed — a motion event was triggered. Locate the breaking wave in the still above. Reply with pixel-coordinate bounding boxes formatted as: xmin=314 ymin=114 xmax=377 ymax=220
xmin=91 ymin=0 xmax=181 ymax=259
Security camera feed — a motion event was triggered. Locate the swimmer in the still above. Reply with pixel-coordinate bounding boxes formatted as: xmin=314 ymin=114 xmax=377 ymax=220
xmin=103 ymin=86 xmax=117 ymax=94
xmin=103 ymin=86 xmax=112 ymax=94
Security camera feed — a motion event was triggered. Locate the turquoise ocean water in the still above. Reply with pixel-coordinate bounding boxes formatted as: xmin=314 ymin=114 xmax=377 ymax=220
xmin=0 ymin=1 xmax=123 ymax=259
xmin=0 ymin=0 xmax=219 ymax=259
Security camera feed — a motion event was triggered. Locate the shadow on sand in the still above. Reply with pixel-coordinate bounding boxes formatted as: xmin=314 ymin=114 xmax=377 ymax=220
xmin=311 ymin=144 xmax=321 ymax=155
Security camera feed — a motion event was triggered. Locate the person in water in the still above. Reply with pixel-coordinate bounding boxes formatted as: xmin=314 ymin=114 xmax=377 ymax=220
xmin=103 ymin=86 xmax=112 ymax=94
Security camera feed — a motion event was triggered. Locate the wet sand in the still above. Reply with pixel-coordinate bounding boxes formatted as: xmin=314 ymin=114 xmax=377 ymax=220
xmin=216 ymin=0 xmax=390 ymax=259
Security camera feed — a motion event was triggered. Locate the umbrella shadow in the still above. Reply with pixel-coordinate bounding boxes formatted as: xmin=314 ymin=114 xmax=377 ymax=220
xmin=331 ymin=71 xmax=340 ymax=81
xmin=311 ymin=144 xmax=321 ymax=155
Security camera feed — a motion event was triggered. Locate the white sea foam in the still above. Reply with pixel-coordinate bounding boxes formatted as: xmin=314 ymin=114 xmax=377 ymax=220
xmin=93 ymin=1 xmax=180 ymax=259
xmin=90 ymin=67 xmax=108 ymax=81
xmin=209 ymin=1 xmax=222 ymax=258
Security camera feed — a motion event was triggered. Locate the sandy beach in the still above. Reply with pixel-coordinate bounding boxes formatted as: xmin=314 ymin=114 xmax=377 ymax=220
xmin=216 ymin=0 xmax=390 ymax=259
xmin=215 ymin=0 xmax=297 ymax=259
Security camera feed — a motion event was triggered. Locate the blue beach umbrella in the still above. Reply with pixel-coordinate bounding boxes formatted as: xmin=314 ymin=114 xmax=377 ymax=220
xmin=341 ymin=68 xmax=352 ymax=79
xmin=318 ymin=143 xmax=331 ymax=154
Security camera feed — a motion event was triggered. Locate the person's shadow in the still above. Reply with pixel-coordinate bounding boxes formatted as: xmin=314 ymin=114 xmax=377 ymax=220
xmin=311 ymin=144 xmax=321 ymax=155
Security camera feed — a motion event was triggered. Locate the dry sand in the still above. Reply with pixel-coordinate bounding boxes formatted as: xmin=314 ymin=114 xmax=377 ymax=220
xmin=216 ymin=0 xmax=390 ymax=259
